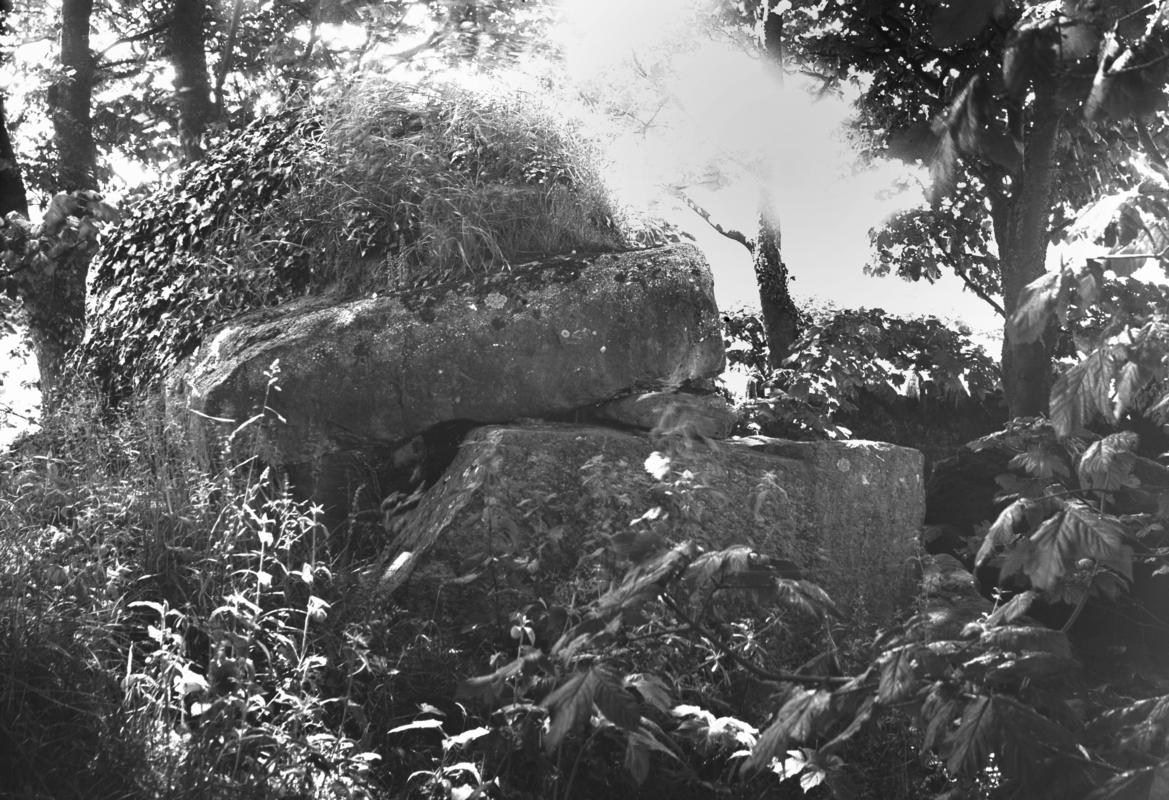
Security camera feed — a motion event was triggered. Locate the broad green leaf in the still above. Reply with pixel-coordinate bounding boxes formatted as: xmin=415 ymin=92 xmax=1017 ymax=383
xmin=1050 ymin=345 xmax=1122 ymax=436
xmin=975 ymin=497 xmax=1060 ymax=571
xmin=1024 ymin=502 xmax=1133 ymax=593
xmin=1078 ymin=432 xmax=1140 ymax=492
xmin=1114 ymin=362 xmax=1144 ymax=419
xmin=945 ymin=693 xmax=1078 ymax=782
xmin=1084 ymin=766 xmax=1169 ymax=800
xmin=542 ymin=665 xmax=638 ymax=755
xmin=978 ymin=625 xmax=1071 ymax=659
xmin=745 ymin=688 xmax=834 ymax=774
xmin=877 ymin=645 xmax=920 ymax=705
xmin=1009 ymin=446 xmax=1069 ymax=480
xmin=541 ymin=667 xmax=601 ymax=754
xmin=944 ymin=695 xmax=995 ymax=778
xmin=921 ymin=682 xmax=960 ymax=753
xmin=984 ymin=590 xmax=1039 ymax=626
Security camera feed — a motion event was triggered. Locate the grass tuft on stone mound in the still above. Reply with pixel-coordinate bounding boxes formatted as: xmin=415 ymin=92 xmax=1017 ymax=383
xmin=83 ymin=76 xmax=635 ymax=396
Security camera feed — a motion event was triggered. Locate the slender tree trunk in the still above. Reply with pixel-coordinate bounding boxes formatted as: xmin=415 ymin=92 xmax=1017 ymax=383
xmin=1000 ymin=89 xmax=1061 ymax=419
xmin=754 ymin=203 xmax=800 ymax=366
xmin=754 ymin=0 xmax=800 ymax=367
xmin=0 ymin=97 xmax=27 ymax=218
xmin=51 ymin=0 xmax=97 ymax=190
xmin=171 ymin=0 xmax=215 ymax=162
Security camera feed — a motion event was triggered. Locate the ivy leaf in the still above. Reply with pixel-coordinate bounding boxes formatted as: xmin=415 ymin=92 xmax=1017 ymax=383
xmin=1084 ymin=766 xmax=1169 ymax=800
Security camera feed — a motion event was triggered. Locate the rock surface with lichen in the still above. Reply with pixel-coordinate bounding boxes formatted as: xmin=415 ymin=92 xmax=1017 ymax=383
xmin=377 ymin=423 xmax=924 ymax=629
xmin=165 ymin=244 xmax=723 ymax=482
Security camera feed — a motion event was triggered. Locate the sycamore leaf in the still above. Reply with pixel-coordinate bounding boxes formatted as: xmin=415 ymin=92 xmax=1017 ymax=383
xmin=977 ymin=625 xmax=1071 ymax=659
xmin=594 ymin=541 xmax=697 ymax=619
xmin=1050 ymin=345 xmax=1122 ymax=436
xmin=1092 ymin=696 xmax=1169 ymax=756
xmin=944 ymin=695 xmax=995 ymax=778
xmin=1115 ymin=362 xmax=1144 ymax=419
xmin=944 ymin=694 xmax=1076 ymax=781
xmin=984 ymin=590 xmax=1039 ymax=626
xmin=1084 ymin=766 xmax=1169 ymax=800
xmin=1007 ymin=270 xmax=1062 ymax=345
xmin=877 ymin=645 xmax=921 ymax=705
xmin=932 ymin=0 xmax=1001 ymax=47
xmin=921 ymin=682 xmax=961 ymax=754
xmin=928 ymin=79 xmax=979 ymax=202
xmin=745 ymin=689 xmax=834 ymax=774
xmin=774 ymin=579 xmax=844 ymax=620
xmin=542 ymin=665 xmax=637 ymax=753
xmin=625 ymin=674 xmax=672 ymax=712
xmin=1024 ymin=502 xmax=1133 ymax=592
xmin=975 ymin=497 xmax=1060 ymax=571
xmin=1009 ymin=446 xmax=1069 ymax=480
xmin=1078 ymin=432 xmax=1141 ymax=492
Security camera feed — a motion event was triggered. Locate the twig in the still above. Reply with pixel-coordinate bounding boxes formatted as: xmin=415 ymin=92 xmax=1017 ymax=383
xmin=663 ymin=595 xmax=852 ymax=686
xmin=1135 ymin=118 xmax=1168 ymax=170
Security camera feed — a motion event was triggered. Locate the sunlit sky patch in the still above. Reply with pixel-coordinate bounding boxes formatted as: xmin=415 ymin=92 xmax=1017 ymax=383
xmin=551 ymin=0 xmax=1003 ymax=343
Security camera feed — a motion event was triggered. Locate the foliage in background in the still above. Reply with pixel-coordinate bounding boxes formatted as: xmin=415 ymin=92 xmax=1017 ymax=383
xmin=82 ymin=77 xmax=633 ymax=397
xmin=724 ymin=306 xmax=1002 ymax=444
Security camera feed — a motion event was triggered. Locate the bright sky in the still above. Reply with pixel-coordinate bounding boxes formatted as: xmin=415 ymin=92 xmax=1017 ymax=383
xmin=552 ymin=0 xmax=1004 ymax=344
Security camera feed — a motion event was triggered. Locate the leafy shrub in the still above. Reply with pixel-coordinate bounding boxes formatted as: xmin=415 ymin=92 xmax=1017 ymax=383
xmin=0 ymin=384 xmax=386 ymax=798
xmin=83 ymin=76 xmax=634 ymax=397
xmin=725 ymin=306 xmax=1003 ymax=446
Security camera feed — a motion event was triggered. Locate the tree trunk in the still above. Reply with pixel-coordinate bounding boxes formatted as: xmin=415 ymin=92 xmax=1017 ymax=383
xmin=999 ymin=90 xmax=1061 ymax=419
xmin=171 ymin=0 xmax=215 ymax=162
xmin=51 ymin=0 xmax=96 ymax=190
xmin=754 ymin=0 xmax=800 ymax=368
xmin=30 ymin=0 xmax=96 ymax=405
xmin=0 ymin=96 xmax=27 ymax=218
xmin=754 ymin=203 xmax=800 ymax=366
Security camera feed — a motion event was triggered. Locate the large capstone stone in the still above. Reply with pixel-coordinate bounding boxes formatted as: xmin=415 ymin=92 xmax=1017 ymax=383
xmin=377 ymin=424 xmax=924 ymax=633
xmin=165 ymin=243 xmax=723 ymax=478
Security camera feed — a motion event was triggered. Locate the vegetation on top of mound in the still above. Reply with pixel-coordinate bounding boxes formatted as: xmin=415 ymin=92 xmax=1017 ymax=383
xmin=82 ymin=77 xmax=640 ymax=397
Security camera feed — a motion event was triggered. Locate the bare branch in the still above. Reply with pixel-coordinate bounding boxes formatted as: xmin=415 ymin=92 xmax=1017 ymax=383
xmin=672 ymin=188 xmax=754 ymax=252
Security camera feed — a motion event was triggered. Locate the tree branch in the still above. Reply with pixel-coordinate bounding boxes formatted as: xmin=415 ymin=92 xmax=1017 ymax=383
xmin=672 ymin=188 xmax=754 ymax=252
xmin=950 ymin=260 xmax=1006 ymax=317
